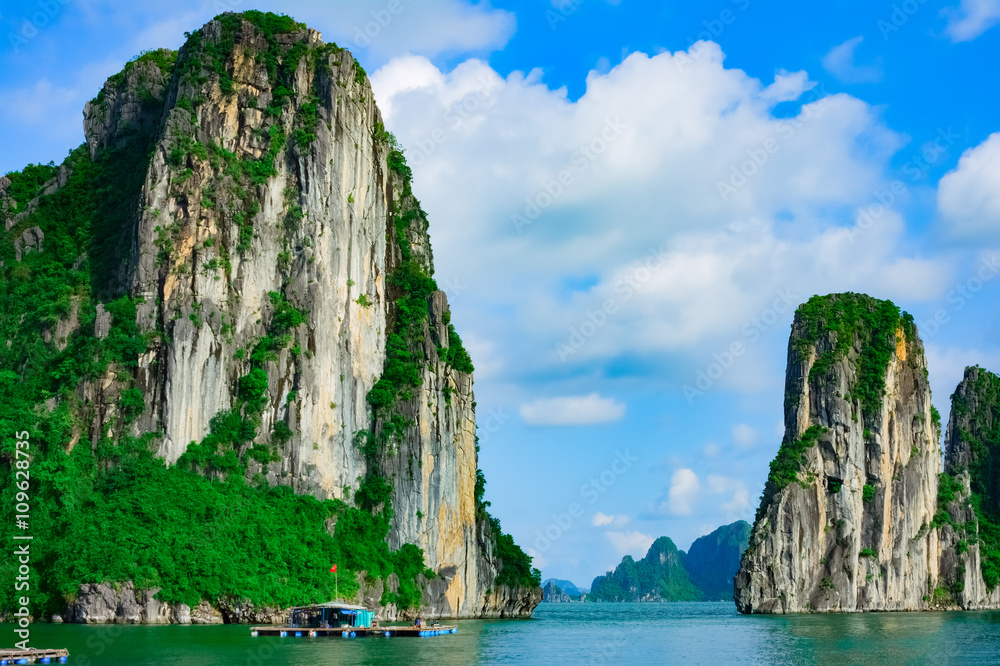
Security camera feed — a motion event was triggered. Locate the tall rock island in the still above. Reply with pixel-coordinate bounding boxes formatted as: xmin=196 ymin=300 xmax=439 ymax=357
xmin=0 ymin=12 xmax=539 ymax=623
xmin=735 ymin=293 xmax=1000 ymax=613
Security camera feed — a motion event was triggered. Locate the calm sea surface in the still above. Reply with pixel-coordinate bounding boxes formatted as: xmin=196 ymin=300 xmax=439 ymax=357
xmin=5 ymin=602 xmax=1000 ymax=665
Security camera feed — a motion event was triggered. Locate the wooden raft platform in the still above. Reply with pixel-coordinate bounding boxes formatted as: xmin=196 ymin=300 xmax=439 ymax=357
xmin=0 ymin=648 xmax=69 ymax=664
xmin=251 ymin=625 xmax=458 ymax=638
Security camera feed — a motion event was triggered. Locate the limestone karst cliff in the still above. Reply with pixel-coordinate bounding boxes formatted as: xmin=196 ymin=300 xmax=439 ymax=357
xmin=735 ymin=293 xmax=1000 ymax=613
xmin=0 ymin=11 xmax=539 ymax=623
xmin=935 ymin=366 xmax=1000 ymax=609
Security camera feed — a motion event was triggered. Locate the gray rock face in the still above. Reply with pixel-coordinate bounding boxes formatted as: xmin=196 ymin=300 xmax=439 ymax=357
xmin=735 ymin=297 xmax=1000 ymax=613
xmin=65 ymin=15 xmax=537 ymax=622
xmin=736 ymin=295 xmax=942 ymax=613
xmin=13 ymin=226 xmax=44 ymax=262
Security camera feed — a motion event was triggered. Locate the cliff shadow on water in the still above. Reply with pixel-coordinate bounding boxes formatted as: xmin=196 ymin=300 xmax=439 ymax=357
xmin=0 ymin=11 xmax=540 ymax=626
xmin=735 ymin=292 xmax=1000 ymax=614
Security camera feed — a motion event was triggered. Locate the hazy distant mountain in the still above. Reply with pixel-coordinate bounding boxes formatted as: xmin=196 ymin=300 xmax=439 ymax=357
xmin=587 ymin=521 xmax=751 ymax=602
xmin=680 ymin=521 xmax=751 ymax=601
xmin=542 ymin=579 xmax=588 ymax=597
xmin=589 ymin=537 xmax=702 ymax=602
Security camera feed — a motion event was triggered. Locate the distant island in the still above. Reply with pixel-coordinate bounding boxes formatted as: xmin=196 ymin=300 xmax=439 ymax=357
xmin=552 ymin=521 xmax=750 ymax=603
xmin=541 ymin=579 xmax=589 ymax=602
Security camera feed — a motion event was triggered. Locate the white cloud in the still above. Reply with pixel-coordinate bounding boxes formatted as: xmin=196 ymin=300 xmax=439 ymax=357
xmin=708 ymin=474 xmax=753 ymax=518
xmin=942 ymin=0 xmax=1000 ymax=42
xmin=647 ymin=469 xmax=752 ymax=521
xmin=604 ymin=530 xmax=654 ymax=557
xmin=370 ymin=43 xmax=950 ymax=399
xmin=731 ymin=424 xmax=758 ymax=449
xmin=592 ymin=512 xmax=628 ymax=527
xmin=527 ymin=547 xmax=548 ymax=571
xmin=592 ymin=512 xmax=615 ymax=526
xmin=702 ymin=443 xmax=721 ymax=458
xmin=322 ymin=0 xmax=516 ymax=62
xmin=520 ymin=393 xmax=626 ymax=426
xmin=937 ymin=132 xmax=1000 ymax=239
xmin=663 ymin=468 xmax=701 ymax=516
xmin=822 ymin=36 xmax=882 ymax=83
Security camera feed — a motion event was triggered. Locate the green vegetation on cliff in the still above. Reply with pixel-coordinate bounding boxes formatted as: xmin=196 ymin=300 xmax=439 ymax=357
xmin=795 ymin=293 xmax=915 ymax=419
xmin=750 ymin=293 xmax=916 ymax=525
xmin=0 ymin=11 xmax=536 ymax=621
xmin=948 ymin=367 xmax=1000 ymax=589
xmin=589 ymin=537 xmax=701 ymax=602
xmin=680 ymin=521 xmax=751 ymax=600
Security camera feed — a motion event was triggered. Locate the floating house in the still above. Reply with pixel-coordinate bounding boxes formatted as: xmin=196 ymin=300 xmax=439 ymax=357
xmin=289 ymin=602 xmax=374 ymax=629
xmin=251 ymin=601 xmax=457 ymax=639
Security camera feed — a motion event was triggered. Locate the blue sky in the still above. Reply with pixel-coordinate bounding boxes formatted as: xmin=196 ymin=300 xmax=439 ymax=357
xmin=3 ymin=0 xmax=1000 ymax=588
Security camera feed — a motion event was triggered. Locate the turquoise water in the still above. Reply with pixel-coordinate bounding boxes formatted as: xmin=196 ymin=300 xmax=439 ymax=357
xmin=5 ymin=602 xmax=1000 ymax=664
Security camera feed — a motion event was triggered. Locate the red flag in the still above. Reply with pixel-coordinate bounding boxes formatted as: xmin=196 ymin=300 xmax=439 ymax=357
xmin=330 ymin=564 xmax=337 ymax=573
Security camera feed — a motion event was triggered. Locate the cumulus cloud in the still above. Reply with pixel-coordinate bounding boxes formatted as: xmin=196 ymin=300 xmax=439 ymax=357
xmin=708 ymin=474 xmax=753 ymax=518
xmin=942 ymin=0 xmax=1000 ymax=42
xmin=648 ymin=470 xmax=751 ymax=520
xmin=370 ymin=43 xmax=950 ymax=401
xmin=822 ymin=36 xmax=882 ymax=83
xmin=657 ymin=468 xmax=701 ymax=516
xmin=937 ymin=132 xmax=1000 ymax=240
xmin=592 ymin=512 xmax=628 ymax=527
xmin=520 ymin=393 xmax=626 ymax=426
xmin=604 ymin=530 xmax=655 ymax=557
xmin=527 ymin=547 xmax=548 ymax=571
xmin=731 ymin=424 xmax=758 ymax=449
